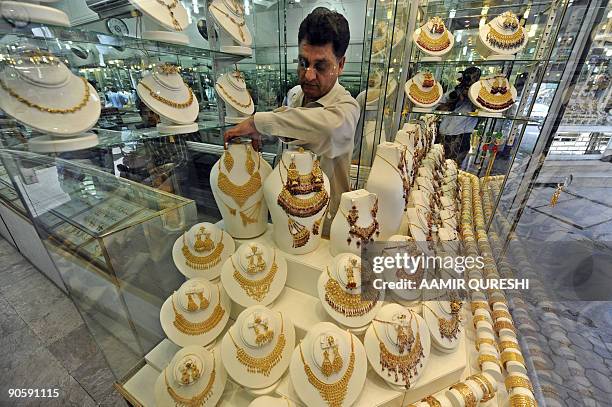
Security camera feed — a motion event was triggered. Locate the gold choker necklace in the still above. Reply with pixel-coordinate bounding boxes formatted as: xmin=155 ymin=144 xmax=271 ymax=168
xmin=409 ymin=82 xmax=440 ymax=105
xmin=139 ymin=81 xmax=194 ymax=109
xmin=0 ymin=76 xmax=90 ymax=114
xmin=231 ymin=251 xmax=278 ymax=302
xmin=217 ymin=170 xmax=262 ymax=208
xmin=416 ymin=30 xmax=450 ymax=52
xmin=486 ymin=24 xmax=524 ymax=50
xmin=477 ymin=77 xmax=514 ymax=110
xmin=172 ymin=287 xmax=225 ymax=335
xmin=228 ymin=313 xmax=286 ymax=376
xmin=299 ymin=333 xmax=355 ymax=407
xmin=277 ymin=156 xmax=329 ymax=218
xmin=164 ymin=355 xmax=216 ymax=407
xmin=277 ymin=187 xmax=329 ymax=218
xmin=182 ymin=231 xmax=225 ymax=270
xmin=325 ymin=267 xmax=378 ymax=317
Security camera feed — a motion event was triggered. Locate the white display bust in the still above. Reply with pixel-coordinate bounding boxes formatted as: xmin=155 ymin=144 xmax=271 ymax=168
xmin=289 ymin=322 xmax=367 ymax=407
xmin=317 ymin=253 xmax=384 ymax=328
xmin=209 ymin=0 xmax=253 ymax=55
xmin=364 ymin=303 xmax=431 ymax=389
xmin=365 ymin=142 xmax=409 ymax=239
xmin=263 ymin=148 xmax=330 ymax=255
xmin=129 ymin=0 xmax=189 ymax=31
xmin=382 ymin=235 xmax=424 ymax=302
xmin=0 ymin=52 xmax=101 ymax=135
xmin=220 ymin=242 xmax=287 ymax=307
xmin=154 ymin=345 xmax=227 ymax=407
xmin=220 ymin=306 xmax=295 ymax=389
xmin=1 ymin=1 xmax=70 ymax=27
xmin=172 ymin=222 xmax=235 ymax=280
xmin=329 ymin=189 xmax=380 ymax=256
xmin=405 ymin=72 xmax=444 ymax=109
xmin=210 ymin=141 xmax=272 ymax=239
xmin=215 ymin=70 xmax=255 ymax=120
xmin=477 ymin=12 xmax=527 ymax=58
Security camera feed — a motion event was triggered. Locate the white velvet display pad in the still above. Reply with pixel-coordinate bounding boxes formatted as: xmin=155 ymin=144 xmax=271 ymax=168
xmin=477 ymin=15 xmax=527 ymax=57
xmin=129 ymin=0 xmax=189 ymax=31
xmin=0 ymin=1 xmax=70 ymax=26
xmin=0 ymin=64 xmax=101 ymax=136
xmin=364 ymin=304 xmax=431 ymax=389
xmin=317 ymin=253 xmax=384 ymax=328
xmin=365 ymin=142 xmax=408 ymax=239
xmin=160 ymin=279 xmax=231 ymax=347
xmin=405 ymin=73 xmax=444 ymax=108
xmin=209 ymin=0 xmax=253 ymax=46
xmin=263 ymin=149 xmax=330 ymax=255
xmin=248 ymin=395 xmax=296 ymax=406
xmin=28 ymin=133 xmax=99 ymax=153
xmin=422 ymin=301 xmax=462 ymax=353
xmin=412 ymin=21 xmax=454 ymax=57
xmin=221 ymin=306 xmax=295 ymax=389
xmin=329 ymin=189 xmax=380 ymax=256
xmin=172 ymin=222 xmax=236 ymax=280
xmin=154 ymin=346 xmax=227 ymax=407
xmin=220 ymin=243 xmax=288 ymax=307
xmin=137 ymin=68 xmax=199 ymax=124
xmin=215 ymin=72 xmax=255 ymax=116
xmin=289 ymin=322 xmax=368 ymax=407
xmin=468 ymin=79 xmax=518 ymax=114
xmin=211 ymin=143 xmax=272 ymax=239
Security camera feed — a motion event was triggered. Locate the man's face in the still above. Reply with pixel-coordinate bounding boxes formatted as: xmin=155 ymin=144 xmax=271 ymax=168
xmin=297 ymin=41 xmax=345 ymax=100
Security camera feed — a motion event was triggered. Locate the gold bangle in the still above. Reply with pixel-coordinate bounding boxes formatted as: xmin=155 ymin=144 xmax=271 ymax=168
xmin=505 ymin=376 xmax=533 ymax=392
xmin=502 ymin=351 xmax=525 ymax=368
xmin=493 ymin=310 xmax=513 ymax=321
xmin=473 ymin=315 xmax=490 ymax=328
xmin=500 ymin=341 xmax=521 ymax=352
xmin=450 ymin=383 xmax=476 ymax=407
xmin=509 ymin=394 xmax=537 ymax=407
xmin=494 ymin=320 xmax=516 ymax=334
xmin=421 ymin=395 xmax=442 ymax=407
xmin=468 ymin=374 xmax=495 ymax=402
xmin=471 ymin=301 xmax=489 ymax=312
xmin=478 ymin=354 xmax=501 ymax=369
xmin=476 ymin=338 xmax=498 ymax=351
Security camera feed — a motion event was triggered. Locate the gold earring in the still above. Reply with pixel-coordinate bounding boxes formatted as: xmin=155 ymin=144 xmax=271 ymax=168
xmin=345 ymin=258 xmax=358 ymax=290
xmin=245 ymin=145 xmax=256 ymax=175
xmin=223 ymin=147 xmax=234 ymax=172
xmin=253 ymin=317 xmax=273 ymax=346
xmin=186 ymin=293 xmax=198 ymax=312
xmin=321 ymin=348 xmax=334 ymax=377
xmin=311 ymin=159 xmax=324 ymax=188
xmin=197 ymin=291 xmax=209 ymax=310
xmin=287 ymin=158 xmax=299 ymax=194
xmin=256 ymin=253 xmax=266 ymax=273
xmin=331 ymin=338 xmax=343 ymax=374
xmin=193 ymin=227 xmax=214 ymax=252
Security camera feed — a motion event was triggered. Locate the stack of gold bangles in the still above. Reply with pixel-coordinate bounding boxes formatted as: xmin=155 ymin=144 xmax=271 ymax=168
xmin=476 ymin=337 xmax=498 ymax=351
xmin=501 ymin=351 xmax=525 ymax=368
xmin=450 ymin=382 xmax=476 ymax=407
xmin=505 ymin=375 xmax=533 ymax=393
xmin=509 ymin=393 xmax=537 ymax=407
xmin=478 ymin=353 xmax=502 ymax=369
xmin=467 ymin=373 xmax=495 ymax=401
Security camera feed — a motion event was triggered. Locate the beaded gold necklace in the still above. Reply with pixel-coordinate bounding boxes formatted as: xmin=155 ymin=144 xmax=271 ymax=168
xmin=277 ymin=158 xmax=329 ymax=218
xmin=299 ymin=333 xmax=355 ymax=407
xmin=172 ymin=287 xmax=225 ymax=336
xmin=139 ymin=81 xmax=194 ymax=109
xmin=164 ymin=355 xmax=216 ymax=407
xmin=231 ymin=251 xmax=278 ymax=302
xmin=217 ymin=153 xmax=262 ymax=208
xmin=182 ymin=231 xmax=225 ymax=270
xmin=409 ymin=82 xmax=440 ymax=105
xmin=477 ymin=77 xmax=514 ymax=110
xmin=324 ymin=267 xmax=378 ymax=317
xmin=422 ymin=302 xmax=462 ymax=341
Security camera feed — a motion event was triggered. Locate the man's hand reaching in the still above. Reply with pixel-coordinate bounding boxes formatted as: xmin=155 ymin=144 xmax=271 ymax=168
xmin=223 ymin=116 xmax=263 ymax=151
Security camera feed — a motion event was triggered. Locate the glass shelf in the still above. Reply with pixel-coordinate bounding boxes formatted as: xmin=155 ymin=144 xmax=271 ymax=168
xmin=420 ymin=0 xmax=555 ymax=16
xmin=404 ymin=108 xmax=542 ymax=124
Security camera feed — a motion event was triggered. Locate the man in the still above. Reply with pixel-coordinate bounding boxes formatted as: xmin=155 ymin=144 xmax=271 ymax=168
xmin=224 ymin=7 xmax=360 ymax=235
xmin=106 ymin=86 xmax=129 ymax=109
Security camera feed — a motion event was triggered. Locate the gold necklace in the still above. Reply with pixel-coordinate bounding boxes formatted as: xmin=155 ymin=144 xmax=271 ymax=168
xmin=0 ymin=76 xmax=90 ymax=114
xmin=422 ymin=302 xmax=461 ymax=341
xmin=340 ymin=197 xmax=380 ymax=247
xmin=277 ymin=162 xmax=329 ymax=218
xmin=298 ymin=333 xmax=355 ymax=407
xmin=216 ymin=82 xmax=252 ymax=109
xmin=409 ymin=82 xmax=440 ymax=105
xmin=486 ymin=24 xmax=524 ymax=49
xmin=182 ymin=231 xmax=225 ymax=270
xmin=372 ymin=317 xmax=424 ymax=387
xmin=477 ymin=77 xmax=514 ymax=110
xmin=231 ymin=251 xmax=278 ymax=302
xmin=154 ymin=0 xmax=183 ymax=31
xmin=325 ymin=267 xmax=378 ymax=317
xmin=172 ymin=287 xmax=225 ymax=335
xmin=139 ymin=81 xmax=194 ymax=109
xmin=416 ymin=29 xmax=450 ymax=52
xmin=217 ymin=167 xmax=262 ymax=208
xmin=228 ymin=313 xmax=286 ymax=376
xmin=220 ymin=196 xmax=263 ymax=227
xmin=288 ymin=217 xmax=310 ymax=248
xmin=281 ymin=156 xmax=324 ymax=195
xmin=211 ymin=5 xmax=246 ymax=41
xmin=164 ymin=355 xmax=216 ymax=406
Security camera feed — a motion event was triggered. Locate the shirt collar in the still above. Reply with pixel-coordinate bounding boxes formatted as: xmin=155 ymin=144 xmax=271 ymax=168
xmin=292 ymin=80 xmax=341 ymax=107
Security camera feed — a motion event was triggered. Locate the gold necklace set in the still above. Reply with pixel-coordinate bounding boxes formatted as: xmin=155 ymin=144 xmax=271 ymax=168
xmin=217 ymin=82 xmax=253 ymax=109
xmin=477 ymin=76 xmax=514 ymax=110
xmin=325 ymin=266 xmax=379 ymax=317
xmin=409 ymin=73 xmax=440 ymax=105
xmin=172 ymin=286 xmax=225 ymax=335
xmin=228 ymin=313 xmax=286 ymax=376
xmin=211 ymin=4 xmax=247 ymax=42
xmin=341 ymin=197 xmax=380 ymax=248
xmin=140 ymin=81 xmax=194 ymax=109
xmin=299 ymin=333 xmax=355 ymax=407
xmin=155 ymin=0 xmax=183 ymax=31
xmin=423 ymin=301 xmax=462 ymax=341
xmin=182 ymin=228 xmax=225 ymax=270
xmin=164 ymin=355 xmax=216 ymax=407
xmin=486 ymin=12 xmax=524 ymax=49
xmin=231 ymin=250 xmax=278 ymax=302
xmin=373 ymin=314 xmax=424 ymax=387
xmin=416 ymin=17 xmax=451 ymax=52
xmin=217 ymin=146 xmax=263 ymax=225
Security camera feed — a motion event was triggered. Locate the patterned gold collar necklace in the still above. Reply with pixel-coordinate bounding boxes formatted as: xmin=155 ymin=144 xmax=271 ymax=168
xmin=324 ymin=267 xmax=379 ymax=317
xmin=172 ymin=286 xmax=225 ymax=335
xmin=182 ymin=231 xmax=225 ymax=270
xmin=164 ymin=354 xmax=216 ymax=406
xmin=231 ymin=251 xmax=278 ymax=302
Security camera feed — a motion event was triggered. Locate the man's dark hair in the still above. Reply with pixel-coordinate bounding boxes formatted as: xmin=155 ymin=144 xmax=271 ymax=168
xmin=298 ymin=7 xmax=350 ymax=59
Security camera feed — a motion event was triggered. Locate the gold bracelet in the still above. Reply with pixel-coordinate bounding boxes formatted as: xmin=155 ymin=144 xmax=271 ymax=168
xmin=505 ymin=376 xmax=533 ymax=392
xmin=476 ymin=338 xmax=498 ymax=351
xmin=450 ymin=383 xmax=476 ymax=407
xmin=478 ymin=354 xmax=501 ymax=369
xmin=421 ymin=395 xmax=442 ymax=407
xmin=501 ymin=351 xmax=525 ymax=368
xmin=493 ymin=310 xmax=513 ymax=321
xmin=468 ymin=373 xmax=495 ymax=402
xmin=494 ymin=320 xmax=516 ymax=334
xmin=500 ymin=341 xmax=521 ymax=351
xmin=473 ymin=314 xmax=490 ymax=328
xmin=509 ymin=394 xmax=537 ymax=407
xmin=471 ymin=301 xmax=489 ymax=312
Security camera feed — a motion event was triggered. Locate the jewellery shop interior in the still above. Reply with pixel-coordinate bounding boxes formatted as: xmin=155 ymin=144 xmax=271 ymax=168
xmin=0 ymin=0 xmax=611 ymax=407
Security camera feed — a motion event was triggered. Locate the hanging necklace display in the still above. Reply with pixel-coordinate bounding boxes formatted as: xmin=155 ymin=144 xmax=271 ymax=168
xmin=475 ymin=76 xmax=515 ymax=111
xmin=339 ymin=196 xmax=380 ymax=248
xmin=231 ymin=251 xmax=278 ymax=302
xmin=154 ymin=0 xmax=183 ymax=31
xmin=139 ymin=80 xmax=194 ymax=109
xmin=415 ymin=16 xmax=452 ymax=53
xmin=181 ymin=228 xmax=225 ymax=270
xmin=486 ymin=11 xmax=525 ymax=50
xmin=324 ymin=266 xmax=379 ymax=318
xmin=277 ymin=156 xmax=329 ymax=218
xmin=216 ymin=81 xmax=253 ymax=109
xmin=172 ymin=286 xmax=226 ymax=336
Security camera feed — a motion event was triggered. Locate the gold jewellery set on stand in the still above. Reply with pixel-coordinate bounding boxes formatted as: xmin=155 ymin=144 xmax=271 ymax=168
xmin=416 ymin=16 xmax=451 ymax=52
xmin=211 ymin=0 xmax=248 ymax=42
xmin=340 ymin=196 xmax=380 ymax=248
xmin=477 ymin=76 xmax=515 ymax=111
xmin=182 ymin=226 xmax=225 ymax=270
xmin=155 ymin=0 xmax=183 ymax=31
xmin=231 ymin=246 xmax=278 ymax=302
xmin=217 ymin=145 xmax=263 ymax=226
xmin=422 ymin=299 xmax=463 ymax=341
xmin=277 ymin=154 xmax=329 ymax=248
xmin=486 ymin=11 xmax=525 ymax=50
xmin=164 ymin=354 xmax=216 ymax=407
xmin=409 ymin=72 xmax=441 ymax=105
xmin=172 ymin=286 xmax=226 ymax=336
xmin=140 ymin=64 xmax=195 ymax=109
xmin=216 ymin=70 xmax=253 ymax=110
xmin=324 ymin=260 xmax=379 ymax=317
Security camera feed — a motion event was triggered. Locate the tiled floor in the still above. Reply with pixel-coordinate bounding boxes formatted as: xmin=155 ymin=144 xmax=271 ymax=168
xmin=0 ymin=238 xmax=126 ymax=406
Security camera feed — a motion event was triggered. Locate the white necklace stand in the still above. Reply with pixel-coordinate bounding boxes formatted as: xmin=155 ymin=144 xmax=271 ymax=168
xmin=422 ymin=301 xmax=462 ymax=353
xmin=364 ymin=304 xmax=431 ymax=390
xmin=220 ymin=306 xmax=295 ymax=390
xmin=476 ymin=14 xmax=527 ymax=60
xmin=263 ymin=148 xmax=330 ymax=255
xmin=317 ymin=253 xmax=384 ymax=329
xmin=0 ymin=62 xmax=101 ymax=136
xmin=405 ymin=72 xmax=444 ymax=112
xmin=159 ymin=279 xmax=231 ymax=347
xmin=210 ymin=142 xmax=272 ymax=239
xmin=137 ymin=65 xmax=199 ymax=126
xmin=171 ymin=222 xmax=236 ymax=280
xmin=289 ymin=322 xmax=367 ymax=407
xmin=248 ymin=396 xmax=297 ymax=407
xmin=28 ymin=133 xmax=99 ymax=153
xmin=468 ymin=76 xmax=518 ymax=116
xmin=209 ymin=0 xmax=253 ymax=56
xmin=215 ymin=72 xmax=254 ymax=123
xmin=130 ymin=0 xmax=190 ymax=45
xmin=412 ymin=19 xmax=454 ymax=61
xmin=365 ymin=78 xmax=397 ymax=110
xmin=329 ymin=189 xmax=380 ymax=256
xmin=365 ymin=142 xmax=408 ymax=239
xmin=0 ymin=1 xmax=70 ymax=27
xmin=220 ymin=243 xmax=287 ymax=307
xmin=154 ymin=346 xmax=227 ymax=407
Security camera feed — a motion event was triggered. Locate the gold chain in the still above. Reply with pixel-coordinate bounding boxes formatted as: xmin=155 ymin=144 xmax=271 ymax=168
xmin=228 ymin=313 xmax=285 ymax=376
xmin=216 ymin=82 xmax=252 ymax=109
xmin=140 ymin=81 xmax=193 ymax=109
xmin=155 ymin=0 xmax=183 ymax=31
xmin=211 ymin=5 xmax=246 ymax=41
xmin=172 ymin=287 xmax=225 ymax=335
xmin=164 ymin=355 xmax=215 ymax=406
xmin=298 ymin=333 xmax=355 ymax=407
xmin=409 ymin=82 xmax=440 ymax=105
xmin=324 ymin=267 xmax=378 ymax=317
xmin=231 ymin=251 xmax=278 ymax=302
xmin=0 ymin=76 xmax=90 ymax=114
xmin=182 ymin=231 xmax=225 ymax=270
